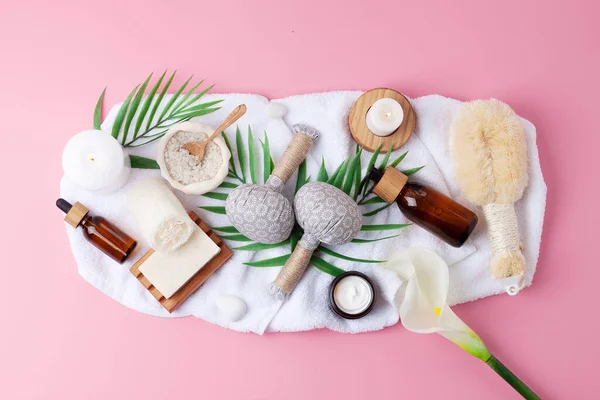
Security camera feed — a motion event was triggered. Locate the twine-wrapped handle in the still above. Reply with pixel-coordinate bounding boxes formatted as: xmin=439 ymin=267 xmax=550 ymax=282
xmin=271 ymin=124 xmax=319 ymax=184
xmin=483 ymin=203 xmax=526 ymax=289
xmin=274 ymin=241 xmax=317 ymax=294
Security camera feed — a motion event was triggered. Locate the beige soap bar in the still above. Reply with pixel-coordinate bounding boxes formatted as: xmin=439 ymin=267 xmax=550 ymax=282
xmin=139 ymin=226 xmax=221 ymax=299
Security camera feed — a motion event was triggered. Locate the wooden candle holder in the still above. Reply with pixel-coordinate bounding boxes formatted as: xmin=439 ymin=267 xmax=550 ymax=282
xmin=130 ymin=211 xmax=232 ymax=313
xmin=348 ymin=88 xmax=416 ymax=152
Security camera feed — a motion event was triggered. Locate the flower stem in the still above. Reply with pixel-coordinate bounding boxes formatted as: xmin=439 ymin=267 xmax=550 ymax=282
xmin=485 ymin=354 xmax=540 ymax=399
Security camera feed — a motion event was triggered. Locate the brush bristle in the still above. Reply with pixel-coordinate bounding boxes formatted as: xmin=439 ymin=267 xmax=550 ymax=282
xmin=450 ymin=99 xmax=529 ymax=205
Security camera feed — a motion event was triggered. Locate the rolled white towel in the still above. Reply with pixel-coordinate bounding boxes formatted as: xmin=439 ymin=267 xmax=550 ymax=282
xmin=127 ymin=178 xmax=195 ymax=253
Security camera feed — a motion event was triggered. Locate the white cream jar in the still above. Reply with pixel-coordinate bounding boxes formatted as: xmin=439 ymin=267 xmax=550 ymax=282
xmin=329 ymin=271 xmax=376 ymax=319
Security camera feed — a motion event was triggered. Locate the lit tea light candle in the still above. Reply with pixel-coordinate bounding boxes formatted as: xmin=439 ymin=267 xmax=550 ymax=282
xmin=62 ymin=130 xmax=131 ymax=192
xmin=365 ymin=98 xmax=404 ymax=136
xmin=330 ymin=271 xmax=376 ymax=319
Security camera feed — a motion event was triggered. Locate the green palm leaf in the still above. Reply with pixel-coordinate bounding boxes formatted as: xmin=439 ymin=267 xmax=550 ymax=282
xmin=390 ymin=151 xmax=408 ymax=168
xmin=235 ymin=126 xmax=246 ymax=182
xmin=216 ymin=181 xmax=238 ymax=190
xmin=125 ymin=73 xmax=153 ymax=140
xmin=360 ymin=196 xmax=386 ymax=205
xmin=402 ymin=165 xmax=425 ymax=176
xmin=318 ymin=246 xmax=384 ymax=263
xmin=202 ymin=192 xmax=229 ymax=201
xmin=247 ymin=126 xmax=258 ymax=184
xmin=198 ymin=206 xmax=227 ymax=215
xmin=351 ymin=234 xmax=400 ymax=243
xmin=353 ymin=153 xmax=362 ymax=200
xmin=245 ymin=254 xmax=291 ymax=267
xmin=331 ymin=158 xmax=350 ymax=189
xmin=363 ymin=204 xmax=392 ymax=217
xmin=129 ymin=155 xmax=159 ymax=169
xmin=178 ymin=84 xmax=215 ymax=111
xmin=156 ymin=75 xmax=192 ymax=123
xmin=211 ymin=226 xmax=240 ymax=233
xmin=361 ymin=223 xmax=411 ymax=231
xmin=112 ymin=84 xmax=139 ymax=140
xmin=316 ymin=156 xmax=329 ymax=182
xmin=134 ymin=70 xmax=165 ymax=136
xmin=261 ymin=132 xmax=272 ymax=183
xmin=343 ymin=149 xmax=361 ymax=195
xmin=93 ymin=87 xmax=106 ymax=130
xmin=221 ymin=234 xmax=252 ymax=242
xmin=310 ymin=256 xmax=345 ymax=276
xmin=362 ymin=143 xmax=383 ymax=196
xmin=296 ymin=160 xmax=307 ymax=193
xmin=145 ymin=70 xmax=175 ymax=131
xmin=378 ymin=145 xmax=394 ymax=169
xmin=171 ymin=79 xmax=205 ymax=114
xmin=234 ymin=240 xmax=289 ymax=251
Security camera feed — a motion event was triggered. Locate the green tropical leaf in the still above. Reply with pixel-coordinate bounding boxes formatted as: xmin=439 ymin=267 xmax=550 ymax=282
xmin=378 ymin=145 xmax=394 ymax=169
xmin=156 ymin=75 xmax=192 ymax=124
xmin=169 ymin=107 xmax=222 ymax=122
xmin=353 ymin=153 xmax=362 ymax=200
xmin=146 ymin=70 xmax=175 ymax=131
xmin=310 ymin=256 xmax=345 ymax=276
xmin=198 ymin=206 xmax=227 ymax=215
xmin=171 ymin=100 xmax=224 ymax=118
xmin=217 ymin=181 xmax=238 ymax=190
xmin=318 ymin=246 xmax=384 ymax=263
xmin=290 ymin=226 xmax=301 ymax=252
xmin=245 ymin=254 xmax=291 ymax=267
xmin=179 ymin=84 xmax=215 ymax=111
xmin=361 ymin=223 xmax=412 ymax=231
xmin=129 ymin=155 xmax=159 ymax=169
xmin=296 ymin=160 xmax=307 ymax=193
xmin=125 ymin=73 xmax=153 ymax=140
xmin=402 ymin=165 xmax=425 ymax=176
xmin=211 ymin=226 xmax=240 ymax=233
xmin=234 ymin=240 xmax=289 ymax=251
xmin=363 ymin=203 xmax=392 ymax=217
xmin=172 ymin=79 xmax=204 ymax=114
xmin=362 ymin=143 xmax=383 ymax=196
xmin=112 ymin=84 xmax=139 ymax=140
xmin=202 ymin=192 xmax=229 ymax=201
xmin=390 ymin=151 xmax=408 ymax=168
xmin=360 ymin=196 xmax=386 ymax=205
xmin=343 ymin=149 xmax=361 ymax=195
xmin=235 ymin=126 xmax=246 ymax=182
xmin=221 ymin=132 xmax=237 ymax=175
xmin=220 ymin=234 xmax=252 ymax=242
xmin=93 ymin=87 xmax=106 ymax=130
xmin=329 ymin=158 xmax=350 ymax=189
xmin=261 ymin=132 xmax=272 ymax=183
xmin=316 ymin=156 xmax=329 ymax=182
xmin=134 ymin=70 xmax=165 ymax=136
xmin=351 ymin=234 xmax=401 ymax=244
xmin=247 ymin=125 xmax=258 ymax=184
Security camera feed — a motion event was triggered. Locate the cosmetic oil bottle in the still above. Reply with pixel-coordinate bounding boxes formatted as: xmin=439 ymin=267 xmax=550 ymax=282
xmin=363 ymin=167 xmax=478 ymax=247
xmin=56 ymin=198 xmax=137 ymax=263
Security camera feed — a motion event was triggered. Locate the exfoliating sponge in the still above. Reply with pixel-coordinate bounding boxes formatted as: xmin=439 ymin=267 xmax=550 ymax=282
xmin=450 ymin=99 xmax=529 ymax=288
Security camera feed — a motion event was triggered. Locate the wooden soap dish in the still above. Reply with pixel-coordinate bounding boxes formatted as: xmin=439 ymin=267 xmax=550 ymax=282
xmin=130 ymin=211 xmax=232 ymax=313
xmin=348 ymin=88 xmax=416 ymax=152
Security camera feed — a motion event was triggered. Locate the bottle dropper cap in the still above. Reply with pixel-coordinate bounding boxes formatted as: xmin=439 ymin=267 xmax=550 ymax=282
xmin=366 ymin=167 xmax=408 ymax=204
xmin=57 ymin=198 xmax=89 ymax=228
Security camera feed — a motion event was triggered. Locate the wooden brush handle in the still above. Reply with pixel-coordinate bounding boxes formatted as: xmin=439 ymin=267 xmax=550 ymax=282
xmin=274 ymin=243 xmax=315 ymax=294
xmin=271 ymin=125 xmax=318 ymax=184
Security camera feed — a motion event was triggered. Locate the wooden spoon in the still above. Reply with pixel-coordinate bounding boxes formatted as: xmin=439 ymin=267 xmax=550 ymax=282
xmin=182 ymin=104 xmax=247 ymax=161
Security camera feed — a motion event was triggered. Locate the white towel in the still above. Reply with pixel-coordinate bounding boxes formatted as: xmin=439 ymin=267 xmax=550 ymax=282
xmin=58 ymin=91 xmax=546 ymax=334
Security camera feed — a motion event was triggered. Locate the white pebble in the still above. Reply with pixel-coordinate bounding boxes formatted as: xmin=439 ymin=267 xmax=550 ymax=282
xmin=266 ymin=102 xmax=287 ymax=119
xmin=216 ymin=294 xmax=247 ymax=322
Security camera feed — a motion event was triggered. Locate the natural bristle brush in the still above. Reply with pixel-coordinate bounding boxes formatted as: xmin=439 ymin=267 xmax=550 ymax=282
xmin=450 ymin=99 xmax=529 ymax=295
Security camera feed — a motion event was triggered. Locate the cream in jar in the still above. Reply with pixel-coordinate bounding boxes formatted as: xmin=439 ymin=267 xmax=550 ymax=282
xmin=330 ymin=272 xmax=376 ymax=319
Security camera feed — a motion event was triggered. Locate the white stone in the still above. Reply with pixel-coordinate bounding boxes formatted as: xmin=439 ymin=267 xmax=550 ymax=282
xmin=266 ymin=102 xmax=287 ymax=119
xmin=216 ymin=294 xmax=247 ymax=322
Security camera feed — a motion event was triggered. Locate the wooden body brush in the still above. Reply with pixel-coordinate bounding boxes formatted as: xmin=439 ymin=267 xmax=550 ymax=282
xmin=450 ymin=99 xmax=529 ymax=293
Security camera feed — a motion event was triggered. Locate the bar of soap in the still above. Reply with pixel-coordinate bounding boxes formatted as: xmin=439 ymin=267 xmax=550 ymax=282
xmin=139 ymin=226 xmax=220 ymax=299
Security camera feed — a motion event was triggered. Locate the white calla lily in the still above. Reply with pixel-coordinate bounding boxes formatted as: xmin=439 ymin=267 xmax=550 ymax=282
xmin=385 ymin=248 xmax=540 ymax=399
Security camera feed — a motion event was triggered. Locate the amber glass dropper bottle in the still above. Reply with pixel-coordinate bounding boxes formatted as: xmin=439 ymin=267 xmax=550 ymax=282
xmin=365 ymin=167 xmax=478 ymax=247
xmin=56 ymin=199 xmax=137 ymax=264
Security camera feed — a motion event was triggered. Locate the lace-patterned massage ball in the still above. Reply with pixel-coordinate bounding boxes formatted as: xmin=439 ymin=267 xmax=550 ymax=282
xmin=273 ymin=181 xmax=362 ymax=294
xmin=225 ymin=124 xmax=319 ymax=244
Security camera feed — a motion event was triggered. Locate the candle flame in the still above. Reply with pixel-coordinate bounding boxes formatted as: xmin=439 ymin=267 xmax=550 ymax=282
xmin=385 ymin=112 xmax=392 ymax=117
xmin=88 ymin=155 xmax=95 ymax=161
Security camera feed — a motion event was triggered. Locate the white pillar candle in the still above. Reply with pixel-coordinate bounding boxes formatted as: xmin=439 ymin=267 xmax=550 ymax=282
xmin=365 ymin=98 xmax=404 ymax=136
xmin=62 ymin=130 xmax=131 ymax=192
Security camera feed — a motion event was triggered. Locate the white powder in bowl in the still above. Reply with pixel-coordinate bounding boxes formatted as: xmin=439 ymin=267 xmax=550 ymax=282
xmin=163 ymin=130 xmax=224 ymax=185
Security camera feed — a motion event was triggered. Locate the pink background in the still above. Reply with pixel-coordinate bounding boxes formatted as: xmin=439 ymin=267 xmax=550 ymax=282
xmin=1 ymin=0 xmax=598 ymax=399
